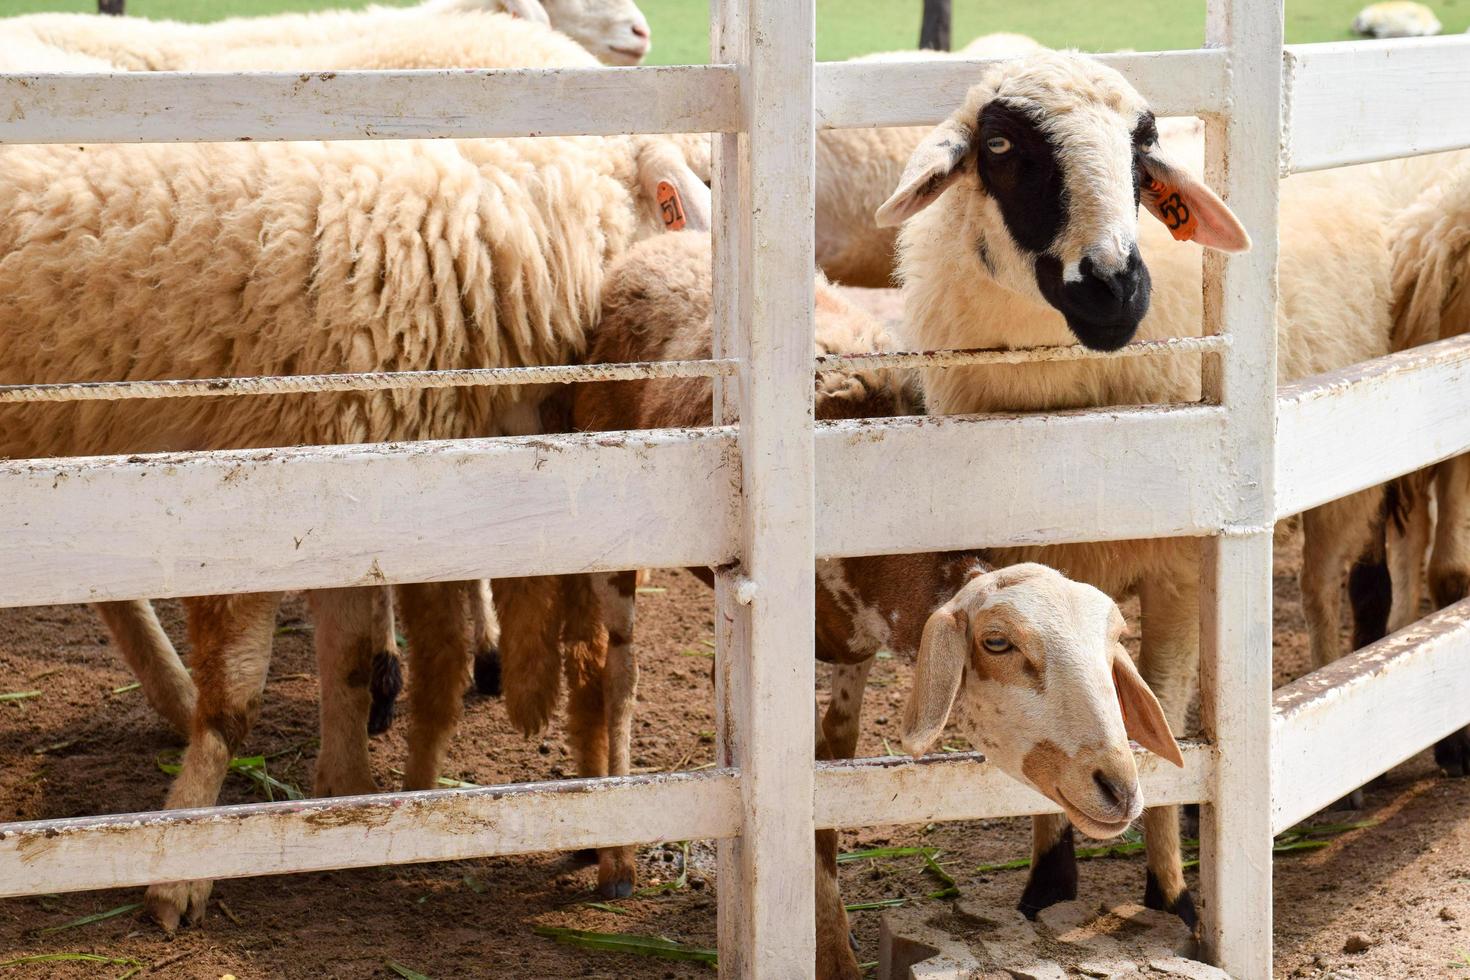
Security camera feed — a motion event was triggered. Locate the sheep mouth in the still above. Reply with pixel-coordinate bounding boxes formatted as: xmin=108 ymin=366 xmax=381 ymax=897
xmin=607 ymin=44 xmax=650 ymax=63
xmin=1053 ymin=787 xmax=1137 ymax=841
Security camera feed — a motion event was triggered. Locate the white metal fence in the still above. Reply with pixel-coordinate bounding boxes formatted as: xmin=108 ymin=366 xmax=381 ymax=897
xmin=0 ymin=1 xmax=1468 ymax=976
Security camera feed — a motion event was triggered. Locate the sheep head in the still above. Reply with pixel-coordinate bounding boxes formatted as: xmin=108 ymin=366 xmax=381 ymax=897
xmin=876 ymin=50 xmax=1250 ymax=352
xmin=901 ymin=562 xmax=1182 ymax=840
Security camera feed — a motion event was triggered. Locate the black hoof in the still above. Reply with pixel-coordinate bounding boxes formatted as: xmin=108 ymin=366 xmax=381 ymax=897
xmin=367 ymin=650 xmax=403 ymax=737
xmin=1018 ymin=826 xmax=1077 ymax=919
xmin=473 ymin=647 xmax=502 ymax=697
xmin=1144 ymin=870 xmax=1198 ymax=933
xmin=599 ymin=878 xmax=634 ymax=899
xmin=1436 ymin=728 xmax=1470 ymax=777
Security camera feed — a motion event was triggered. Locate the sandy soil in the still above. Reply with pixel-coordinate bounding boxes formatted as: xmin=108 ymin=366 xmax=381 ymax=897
xmin=3 ymin=291 xmax=1468 ymax=979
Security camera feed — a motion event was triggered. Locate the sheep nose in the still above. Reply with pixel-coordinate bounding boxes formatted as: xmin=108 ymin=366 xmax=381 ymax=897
xmin=1080 ymin=246 xmax=1144 ymax=304
xmin=1093 ymin=769 xmax=1131 ymax=811
xmin=630 ymin=22 xmax=650 ymax=40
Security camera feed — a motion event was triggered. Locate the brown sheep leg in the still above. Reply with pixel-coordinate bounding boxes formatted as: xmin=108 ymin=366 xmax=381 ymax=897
xmin=308 ymin=588 xmax=379 ymax=798
xmin=1430 ymin=455 xmax=1470 ymax=775
xmin=590 ymin=571 xmax=636 ymax=897
xmin=820 ymin=658 xmax=873 ymax=762
xmin=491 ymin=576 xmax=564 ymax=738
xmin=814 ymin=718 xmax=861 ymax=980
xmin=469 ymin=579 xmax=503 ymax=697
xmin=366 ymin=586 xmax=403 ymax=737
xmin=398 ymin=581 xmax=472 ymax=790
xmin=94 ymin=599 xmax=196 ymax=737
xmin=1136 ymin=568 xmax=1199 ymax=934
xmin=144 ymin=591 xmax=281 ymax=932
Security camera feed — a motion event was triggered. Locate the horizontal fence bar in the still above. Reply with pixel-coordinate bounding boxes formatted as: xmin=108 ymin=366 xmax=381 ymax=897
xmin=0 ymin=743 xmax=1211 ymax=901
xmin=0 ymin=429 xmax=739 ymax=608
xmin=1271 ymin=598 xmax=1470 ymax=835
xmin=1276 ymin=334 xmax=1470 ymax=519
xmin=814 ymin=741 xmax=1210 ymax=828
xmin=0 ymin=64 xmax=740 ymax=143
xmin=817 ymin=335 xmax=1229 ymax=373
xmin=1283 ymin=37 xmax=1470 ymax=172
xmin=0 ymin=769 xmax=741 ymax=899
xmin=0 ymin=359 xmax=739 ymax=404
xmin=817 ymin=48 xmax=1228 ymax=130
xmin=817 ymin=404 xmax=1231 ymax=555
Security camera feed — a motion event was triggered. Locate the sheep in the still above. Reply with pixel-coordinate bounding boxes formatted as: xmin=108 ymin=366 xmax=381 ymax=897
xmin=873 ymin=48 xmax=1408 ymax=927
xmin=1352 ymin=1 xmax=1443 ymax=38
xmin=515 ymin=230 xmax=1183 ymax=977
xmin=1347 ymin=158 xmax=1470 ymax=772
xmin=2 ymin=0 xmax=652 ymax=69
xmin=816 ymin=32 xmax=1043 ymax=288
xmin=0 ymin=10 xmax=707 ymax=931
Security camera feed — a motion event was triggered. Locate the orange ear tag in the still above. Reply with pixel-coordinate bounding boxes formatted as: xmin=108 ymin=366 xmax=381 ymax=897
xmin=1146 ymin=175 xmax=1198 ymax=242
xmin=656 ymin=180 xmax=686 ymax=231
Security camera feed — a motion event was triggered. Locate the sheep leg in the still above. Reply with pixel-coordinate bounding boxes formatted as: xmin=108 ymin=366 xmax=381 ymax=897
xmin=814 ymin=715 xmax=861 ymax=980
xmin=1430 ymin=455 xmax=1470 ymax=776
xmin=821 ymin=657 xmax=873 ymax=762
xmin=590 ymin=571 xmax=636 ymax=897
xmin=367 ymin=586 xmax=403 ymax=737
xmin=469 ymin=579 xmax=503 ymax=696
xmin=398 ymin=581 xmax=472 ymax=790
xmin=1136 ymin=571 xmax=1199 ymax=933
xmin=144 ymin=592 xmax=280 ymax=932
xmin=1387 ymin=480 xmax=1431 ymax=634
xmin=94 ymin=599 xmax=195 ymax=737
xmin=1301 ymin=490 xmax=1379 ymax=669
xmin=308 ymin=588 xmax=379 ymax=798
xmin=1019 ymin=814 xmax=1078 ymax=918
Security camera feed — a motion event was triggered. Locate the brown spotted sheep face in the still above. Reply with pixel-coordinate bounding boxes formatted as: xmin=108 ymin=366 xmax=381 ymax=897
xmin=875 ymin=50 xmax=1250 ymax=352
xmin=900 ymin=563 xmax=1183 ymax=840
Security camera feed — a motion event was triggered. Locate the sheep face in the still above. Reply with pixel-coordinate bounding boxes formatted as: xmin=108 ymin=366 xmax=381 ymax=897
xmin=541 ymin=0 xmax=651 ymax=65
xmin=876 ymin=50 xmax=1250 ymax=352
xmin=901 ymin=563 xmax=1183 ymax=840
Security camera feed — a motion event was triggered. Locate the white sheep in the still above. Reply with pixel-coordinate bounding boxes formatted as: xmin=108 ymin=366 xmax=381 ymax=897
xmin=874 ymin=48 xmax=1413 ymax=927
xmin=3 ymin=0 xmax=653 ymax=69
xmin=0 ymin=11 xmax=706 ymax=931
xmin=1352 ymin=1 xmax=1443 ymax=38
xmin=526 ymin=229 xmax=1182 ymax=977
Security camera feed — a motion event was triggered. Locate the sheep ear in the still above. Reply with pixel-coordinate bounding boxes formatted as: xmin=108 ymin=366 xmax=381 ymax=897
xmin=498 ymin=0 xmax=551 ymax=25
xmin=1140 ymin=151 xmax=1251 ymax=254
xmin=875 ymin=118 xmax=974 ymax=228
xmin=636 ymin=139 xmax=712 ymax=233
xmin=900 ymin=606 xmax=970 ymax=757
xmin=1111 ymin=646 xmax=1184 ymax=767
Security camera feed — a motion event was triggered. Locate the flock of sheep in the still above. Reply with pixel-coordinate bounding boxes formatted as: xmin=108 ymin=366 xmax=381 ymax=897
xmin=2 ymin=1 xmax=1470 ymax=976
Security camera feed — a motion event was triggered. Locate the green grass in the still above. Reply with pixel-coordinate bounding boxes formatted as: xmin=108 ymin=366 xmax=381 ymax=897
xmin=1 ymin=0 xmax=1465 ymax=65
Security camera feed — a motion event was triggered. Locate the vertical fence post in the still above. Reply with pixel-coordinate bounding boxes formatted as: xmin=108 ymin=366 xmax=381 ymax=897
xmin=919 ymin=0 xmax=952 ymax=51
xmin=1198 ymin=0 xmax=1283 ymax=977
xmin=710 ymin=0 xmax=818 ymax=975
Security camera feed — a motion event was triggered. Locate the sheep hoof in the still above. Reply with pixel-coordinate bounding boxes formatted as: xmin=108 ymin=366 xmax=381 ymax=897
xmin=598 ymin=845 xmax=637 ymax=899
xmin=144 ymin=879 xmax=211 ymax=933
xmin=472 ymin=647 xmax=502 ymax=697
xmin=1017 ymin=825 xmax=1077 ymax=919
xmin=1436 ymin=728 xmax=1470 ymax=777
xmin=1144 ymin=871 xmax=1198 ymax=933
xmin=367 ymin=650 xmax=403 ymax=736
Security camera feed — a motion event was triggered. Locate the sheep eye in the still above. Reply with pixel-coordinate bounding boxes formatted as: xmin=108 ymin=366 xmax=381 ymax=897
xmin=981 ymin=635 xmax=1013 ymax=654
xmin=985 ymin=136 xmax=1012 ymax=155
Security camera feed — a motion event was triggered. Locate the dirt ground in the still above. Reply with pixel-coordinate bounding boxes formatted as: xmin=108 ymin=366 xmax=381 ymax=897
xmin=4 ymin=293 xmax=1469 ymax=979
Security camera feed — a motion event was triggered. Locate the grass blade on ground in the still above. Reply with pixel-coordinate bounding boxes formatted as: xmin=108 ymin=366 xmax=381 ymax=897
xmin=36 ymin=903 xmax=142 ymax=936
xmin=533 ymin=926 xmax=717 ymax=964
xmin=0 ymin=691 xmax=41 ymax=702
xmin=845 ymin=898 xmax=907 ymax=912
xmin=838 ymin=845 xmax=937 ymax=864
xmin=385 ymin=960 xmax=432 ymax=980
